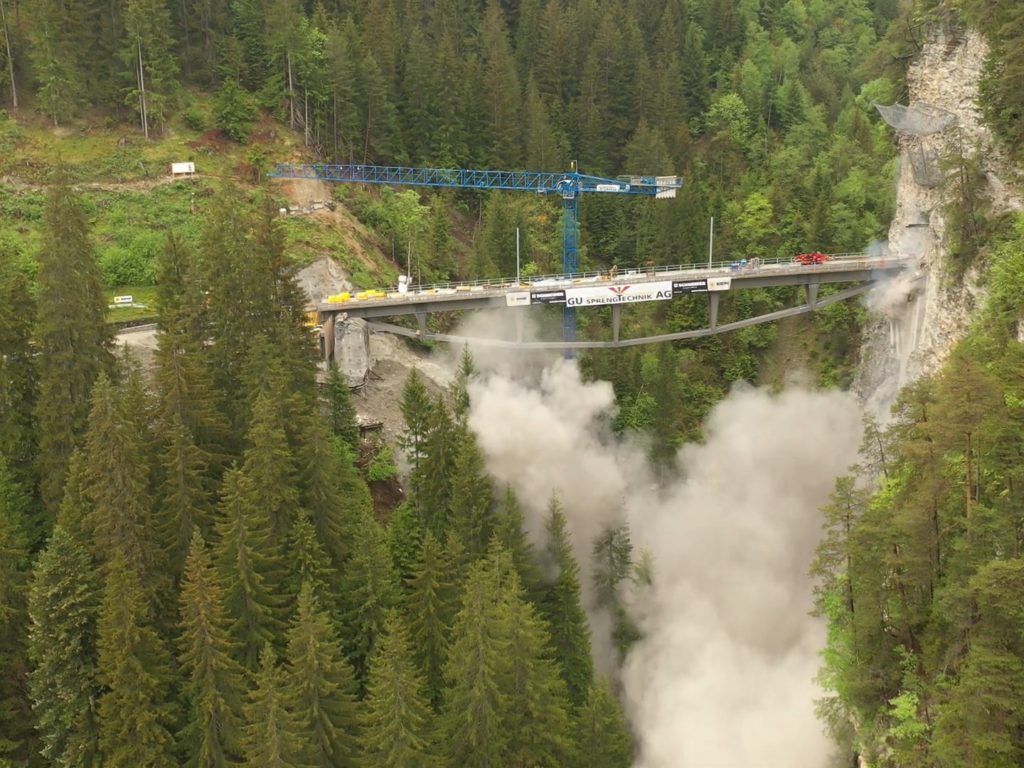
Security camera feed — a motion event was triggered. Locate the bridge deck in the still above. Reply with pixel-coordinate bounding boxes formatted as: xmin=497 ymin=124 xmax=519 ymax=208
xmin=316 ymin=254 xmax=911 ymax=319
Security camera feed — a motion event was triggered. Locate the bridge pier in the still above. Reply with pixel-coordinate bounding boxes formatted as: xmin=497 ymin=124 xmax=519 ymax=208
xmin=322 ymin=313 xmax=335 ymax=362
xmin=333 ymin=315 xmax=371 ymax=385
xmin=416 ymin=311 xmax=427 ymax=337
xmin=612 ymin=305 xmax=621 ymax=343
xmin=516 ymin=311 xmax=525 ymax=343
xmin=806 ymin=283 xmax=819 ymax=308
xmin=708 ymin=292 xmax=720 ymax=329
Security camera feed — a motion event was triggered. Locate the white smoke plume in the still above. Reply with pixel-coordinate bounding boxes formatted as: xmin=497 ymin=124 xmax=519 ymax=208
xmin=466 ymin=354 xmax=863 ymax=768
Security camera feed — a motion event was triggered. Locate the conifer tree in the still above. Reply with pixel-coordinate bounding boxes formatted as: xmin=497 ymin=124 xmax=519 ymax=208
xmin=449 ymin=345 xmax=475 ymax=423
xmin=388 ymin=500 xmax=424 ymax=583
xmin=538 ymin=496 xmax=593 ymax=708
xmin=442 ymin=556 xmax=511 ymax=767
xmin=399 ymin=369 xmax=433 ymax=499
xmin=240 ymin=645 xmax=306 ymax=768
xmin=0 ymin=456 xmax=34 ymax=764
xmin=214 ymin=468 xmax=286 ymax=670
xmin=449 ymin=430 xmax=496 ymax=560
xmin=242 ymin=390 xmax=302 ymax=542
xmin=178 ymin=529 xmax=246 ymax=768
xmin=27 ymin=526 xmax=102 ymax=767
xmin=417 ymin=395 xmax=457 ymax=536
xmin=120 ymin=0 xmax=180 ymax=136
xmin=573 ymin=678 xmax=633 ymax=768
xmin=405 ymin=531 xmax=454 ymax=709
xmin=287 ymin=511 xmax=338 ymax=610
xmin=96 ymin=553 xmax=177 ymax=768
xmin=339 ymin=510 xmax=400 ymax=685
xmin=300 ymin=425 xmax=366 ymax=574
xmin=82 ymin=373 xmax=161 ymax=581
xmin=158 ymin=411 xmax=214 ymax=575
xmin=592 ymin=523 xmax=640 ymax=661
xmin=35 ymin=172 xmax=112 ymax=516
xmin=360 ymin=612 xmax=436 ymax=768
xmin=284 ymin=582 xmax=361 ymax=767
xmin=323 ymin=361 xmax=360 ymax=450
xmin=0 ymin=244 xmax=37 ymax=500
xmin=494 ymin=486 xmax=543 ymax=600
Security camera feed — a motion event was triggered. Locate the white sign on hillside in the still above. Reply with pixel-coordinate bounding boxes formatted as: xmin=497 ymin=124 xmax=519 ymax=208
xmin=171 ymin=162 xmax=196 ymax=176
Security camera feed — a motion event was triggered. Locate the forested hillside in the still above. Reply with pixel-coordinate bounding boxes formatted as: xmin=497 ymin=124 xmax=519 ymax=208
xmin=4 ymin=0 xmax=1024 ymax=766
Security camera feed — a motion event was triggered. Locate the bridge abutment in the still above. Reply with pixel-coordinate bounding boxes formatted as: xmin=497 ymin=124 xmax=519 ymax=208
xmin=333 ymin=315 xmax=371 ymax=386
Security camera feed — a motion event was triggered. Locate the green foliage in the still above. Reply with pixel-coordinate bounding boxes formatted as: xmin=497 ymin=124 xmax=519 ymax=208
xmin=240 ymin=645 xmax=307 ymax=768
xmin=177 ymin=530 xmax=246 ymax=767
xmin=27 ymin=526 xmax=102 ymax=767
xmin=366 ymin=443 xmax=398 ymax=483
xmin=34 ymin=173 xmax=112 ymax=515
xmin=214 ymin=79 xmax=258 ymax=142
xmin=284 ymin=582 xmax=361 ymax=767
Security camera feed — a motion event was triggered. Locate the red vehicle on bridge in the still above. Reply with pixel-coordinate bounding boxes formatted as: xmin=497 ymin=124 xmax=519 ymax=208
xmin=795 ymin=251 xmax=829 ymax=265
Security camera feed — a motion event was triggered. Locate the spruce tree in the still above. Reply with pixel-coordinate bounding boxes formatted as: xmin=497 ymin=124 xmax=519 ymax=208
xmin=287 ymin=511 xmax=338 ymax=610
xmin=240 ymin=645 xmax=306 ymax=768
xmin=387 ymin=500 xmax=424 ymax=584
xmin=494 ymin=486 xmax=543 ymax=600
xmin=399 ymin=369 xmax=433 ymax=501
xmin=0 ymin=456 xmax=34 ymax=764
xmin=178 ymin=529 xmax=246 ymax=768
xmin=405 ymin=531 xmax=453 ymax=709
xmin=242 ymin=390 xmax=302 ymax=543
xmin=27 ymin=526 xmax=102 ymax=767
xmin=323 ymin=360 xmax=360 ymax=450
xmin=82 ymin=373 xmax=160 ymax=580
xmin=284 ymin=582 xmax=361 ymax=767
xmin=35 ymin=171 xmax=112 ymax=516
xmin=0 ymin=244 xmax=37 ymax=502
xmin=95 ymin=553 xmax=177 ymax=768
xmin=442 ymin=556 xmax=511 ymax=767
xmin=448 ymin=430 xmax=496 ymax=560
xmin=120 ymin=0 xmax=180 ymax=135
xmin=449 ymin=345 xmax=475 ymax=422
xmin=339 ymin=509 xmax=400 ymax=686
xmin=360 ymin=612 xmax=437 ymax=768
xmin=573 ymin=678 xmax=633 ymax=768
xmin=158 ymin=411 xmax=214 ymax=576
xmin=592 ymin=523 xmax=640 ymax=661
xmin=417 ymin=395 xmax=457 ymax=537
xmin=214 ymin=468 xmax=286 ymax=670
xmin=538 ymin=496 xmax=593 ymax=708
xmin=300 ymin=425 xmax=365 ymax=573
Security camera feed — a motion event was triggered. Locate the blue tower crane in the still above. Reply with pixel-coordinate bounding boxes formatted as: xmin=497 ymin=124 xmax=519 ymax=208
xmin=269 ymin=162 xmax=681 ymax=341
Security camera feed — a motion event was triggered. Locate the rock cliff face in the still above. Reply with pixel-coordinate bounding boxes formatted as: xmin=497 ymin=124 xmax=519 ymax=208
xmin=856 ymin=28 xmax=1022 ymax=423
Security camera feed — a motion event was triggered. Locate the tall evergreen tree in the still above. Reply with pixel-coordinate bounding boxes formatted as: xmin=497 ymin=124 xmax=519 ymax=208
xmin=158 ymin=411 xmax=214 ymax=575
xmin=0 ymin=456 xmax=34 ymax=764
xmin=416 ymin=395 xmax=457 ymax=537
xmin=448 ymin=430 xmax=496 ymax=560
xmin=323 ymin=361 xmax=360 ymax=450
xmin=494 ymin=486 xmax=543 ymax=600
xmin=284 ymin=582 xmax=361 ymax=767
xmin=34 ymin=172 xmax=112 ymax=516
xmin=95 ymin=553 xmax=177 ymax=768
xmin=538 ymin=496 xmax=593 ymax=708
xmin=178 ymin=529 xmax=246 ymax=768
xmin=240 ymin=645 xmax=306 ymax=768
xmin=214 ymin=468 xmax=286 ymax=670
xmin=339 ymin=510 xmax=400 ymax=685
xmin=242 ymin=391 xmax=302 ymax=543
xmin=359 ymin=612 xmax=437 ymax=768
xmin=27 ymin=526 xmax=102 ymax=768
xmin=399 ymin=369 xmax=433 ymax=499
xmin=120 ymin=0 xmax=180 ymax=136
xmin=572 ymin=678 xmax=633 ymax=768
xmin=405 ymin=531 xmax=453 ymax=709
xmin=82 ymin=373 xmax=160 ymax=581
xmin=0 ymin=245 xmax=37 ymax=504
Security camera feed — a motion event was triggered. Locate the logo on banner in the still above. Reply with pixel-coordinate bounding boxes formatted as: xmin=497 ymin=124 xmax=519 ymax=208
xmin=530 ymin=290 xmax=566 ymax=305
xmin=565 ymin=281 xmax=674 ymax=307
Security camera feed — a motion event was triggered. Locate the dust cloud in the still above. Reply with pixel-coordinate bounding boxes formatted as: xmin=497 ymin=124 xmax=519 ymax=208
xmin=465 ymin=346 xmax=862 ymax=768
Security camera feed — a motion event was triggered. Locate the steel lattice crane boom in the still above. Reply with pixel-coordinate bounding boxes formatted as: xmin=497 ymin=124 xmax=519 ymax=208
xmin=269 ymin=162 xmax=681 ymax=340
